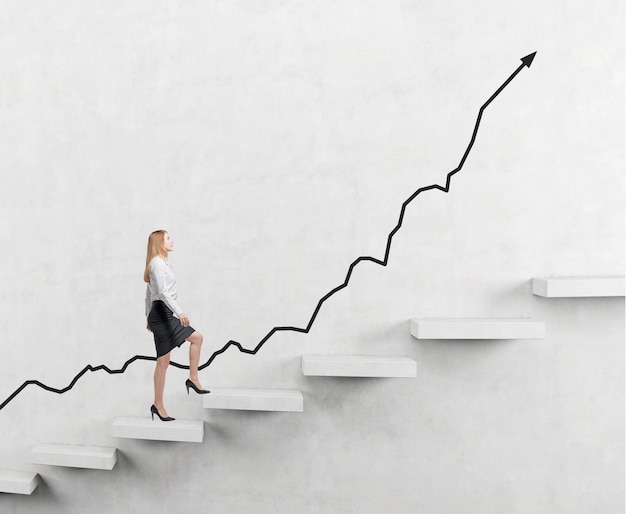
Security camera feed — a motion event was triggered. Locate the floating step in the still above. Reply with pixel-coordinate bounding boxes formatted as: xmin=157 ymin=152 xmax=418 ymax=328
xmin=0 ymin=470 xmax=39 ymax=495
xmin=410 ymin=318 xmax=545 ymax=340
xmin=302 ymin=355 xmax=417 ymax=378
xmin=30 ymin=444 xmax=117 ymax=470
xmin=112 ymin=417 xmax=204 ymax=443
xmin=203 ymin=388 xmax=304 ymax=412
xmin=532 ymin=276 xmax=625 ymax=297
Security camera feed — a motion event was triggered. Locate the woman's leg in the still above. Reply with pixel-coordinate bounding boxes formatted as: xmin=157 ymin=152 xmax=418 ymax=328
xmin=154 ymin=352 xmax=171 ymax=416
xmin=187 ymin=331 xmax=204 ymax=388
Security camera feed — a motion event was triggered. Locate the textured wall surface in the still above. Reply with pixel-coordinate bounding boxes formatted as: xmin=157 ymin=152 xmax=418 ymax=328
xmin=0 ymin=1 xmax=623 ymax=512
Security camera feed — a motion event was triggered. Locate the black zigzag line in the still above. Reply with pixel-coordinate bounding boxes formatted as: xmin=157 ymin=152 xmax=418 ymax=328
xmin=0 ymin=52 xmax=536 ymax=412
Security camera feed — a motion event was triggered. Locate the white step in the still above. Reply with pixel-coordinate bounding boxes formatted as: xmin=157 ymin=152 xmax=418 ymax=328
xmin=302 ymin=355 xmax=417 ymax=378
xmin=203 ymin=388 xmax=304 ymax=412
xmin=112 ymin=417 xmax=204 ymax=443
xmin=0 ymin=470 xmax=39 ymax=495
xmin=410 ymin=318 xmax=545 ymax=340
xmin=532 ymin=276 xmax=625 ymax=297
xmin=30 ymin=444 xmax=117 ymax=470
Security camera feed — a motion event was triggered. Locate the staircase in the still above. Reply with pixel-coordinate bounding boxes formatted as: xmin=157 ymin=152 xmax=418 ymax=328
xmin=1 ymin=275 xmax=622 ymax=495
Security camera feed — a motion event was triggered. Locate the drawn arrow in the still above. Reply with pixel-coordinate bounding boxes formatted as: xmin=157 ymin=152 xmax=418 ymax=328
xmin=0 ymin=52 xmax=537 ymax=412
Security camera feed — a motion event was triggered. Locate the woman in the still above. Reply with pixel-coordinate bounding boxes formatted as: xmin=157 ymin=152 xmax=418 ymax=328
xmin=144 ymin=230 xmax=209 ymax=422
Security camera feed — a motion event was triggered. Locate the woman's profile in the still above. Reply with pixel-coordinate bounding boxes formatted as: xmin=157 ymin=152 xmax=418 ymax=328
xmin=144 ymin=230 xmax=209 ymax=421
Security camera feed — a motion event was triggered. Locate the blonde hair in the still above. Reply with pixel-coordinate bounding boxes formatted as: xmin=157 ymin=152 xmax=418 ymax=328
xmin=144 ymin=230 xmax=168 ymax=283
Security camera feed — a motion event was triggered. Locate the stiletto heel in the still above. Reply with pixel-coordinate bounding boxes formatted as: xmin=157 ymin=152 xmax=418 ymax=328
xmin=150 ymin=404 xmax=175 ymax=421
xmin=185 ymin=379 xmax=210 ymax=395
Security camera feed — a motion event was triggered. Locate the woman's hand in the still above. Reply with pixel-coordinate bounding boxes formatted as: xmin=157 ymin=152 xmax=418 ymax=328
xmin=146 ymin=322 xmax=152 ymax=332
xmin=179 ymin=313 xmax=190 ymax=327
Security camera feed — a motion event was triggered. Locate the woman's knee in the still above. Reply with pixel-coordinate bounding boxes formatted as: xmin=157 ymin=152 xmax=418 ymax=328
xmin=190 ymin=331 xmax=203 ymax=345
xmin=156 ymin=354 xmax=170 ymax=370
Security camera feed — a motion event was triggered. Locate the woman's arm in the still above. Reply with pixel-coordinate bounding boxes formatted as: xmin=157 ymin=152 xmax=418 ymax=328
xmin=145 ymin=284 xmax=153 ymax=331
xmin=145 ymin=284 xmax=152 ymax=318
xmin=150 ymin=258 xmax=184 ymax=317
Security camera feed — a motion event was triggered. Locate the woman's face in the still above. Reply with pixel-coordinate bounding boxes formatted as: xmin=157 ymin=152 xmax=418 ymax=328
xmin=164 ymin=232 xmax=174 ymax=252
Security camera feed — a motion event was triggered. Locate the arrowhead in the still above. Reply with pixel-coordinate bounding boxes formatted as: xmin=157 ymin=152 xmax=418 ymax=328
xmin=521 ymin=52 xmax=537 ymax=68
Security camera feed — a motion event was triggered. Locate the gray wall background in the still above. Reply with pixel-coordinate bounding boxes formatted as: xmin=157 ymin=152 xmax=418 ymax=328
xmin=0 ymin=1 xmax=623 ymax=513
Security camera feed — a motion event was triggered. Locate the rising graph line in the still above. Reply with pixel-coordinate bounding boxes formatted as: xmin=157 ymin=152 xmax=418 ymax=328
xmin=0 ymin=52 xmax=536 ymax=412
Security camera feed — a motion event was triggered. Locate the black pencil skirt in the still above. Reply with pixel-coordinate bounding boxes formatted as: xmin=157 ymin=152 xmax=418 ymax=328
xmin=148 ymin=300 xmax=195 ymax=358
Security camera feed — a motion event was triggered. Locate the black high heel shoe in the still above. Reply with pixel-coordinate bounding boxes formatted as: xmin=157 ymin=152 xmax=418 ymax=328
xmin=150 ymin=404 xmax=175 ymax=421
xmin=185 ymin=379 xmax=210 ymax=395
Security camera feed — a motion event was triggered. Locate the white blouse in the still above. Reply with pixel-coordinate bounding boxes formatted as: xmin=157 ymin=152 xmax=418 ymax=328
xmin=145 ymin=257 xmax=183 ymax=318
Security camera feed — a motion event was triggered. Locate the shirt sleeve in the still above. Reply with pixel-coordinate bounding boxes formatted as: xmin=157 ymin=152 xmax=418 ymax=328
xmin=145 ymin=284 xmax=152 ymax=318
xmin=150 ymin=258 xmax=184 ymax=316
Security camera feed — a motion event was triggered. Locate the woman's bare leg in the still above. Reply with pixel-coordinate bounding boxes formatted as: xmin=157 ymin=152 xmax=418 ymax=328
xmin=154 ymin=352 xmax=171 ymax=416
xmin=187 ymin=331 xmax=204 ymax=389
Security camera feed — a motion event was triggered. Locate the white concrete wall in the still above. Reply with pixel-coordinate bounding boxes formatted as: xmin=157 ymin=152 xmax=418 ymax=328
xmin=0 ymin=0 xmax=623 ymax=512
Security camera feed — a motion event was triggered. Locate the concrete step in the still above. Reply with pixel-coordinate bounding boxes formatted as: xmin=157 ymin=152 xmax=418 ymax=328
xmin=532 ymin=276 xmax=625 ymax=297
xmin=302 ymin=355 xmax=417 ymax=378
xmin=203 ymin=388 xmax=304 ymax=412
xmin=112 ymin=417 xmax=204 ymax=443
xmin=410 ymin=318 xmax=545 ymax=340
xmin=0 ymin=470 xmax=39 ymax=495
xmin=31 ymin=444 xmax=117 ymax=470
